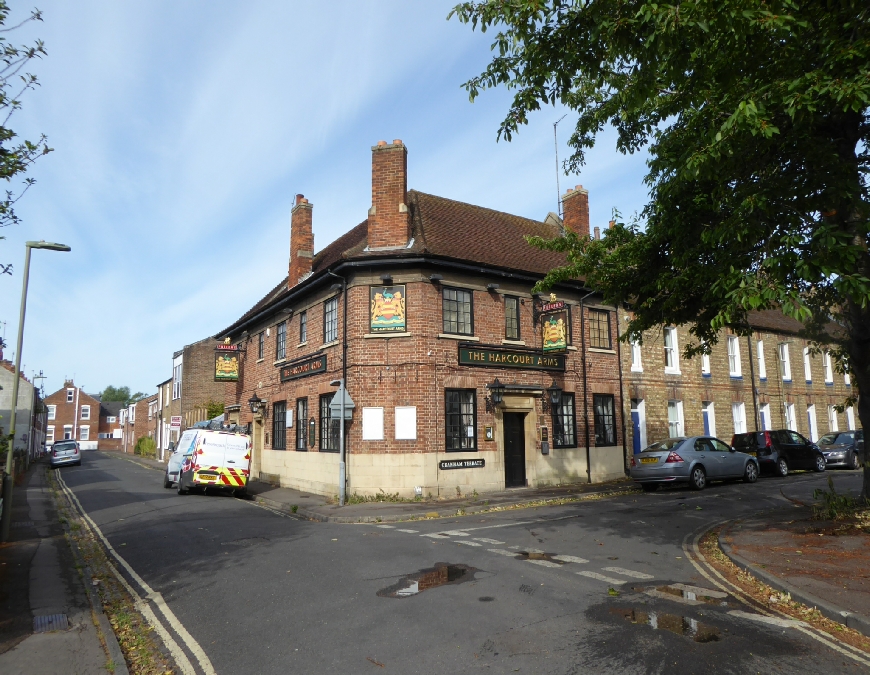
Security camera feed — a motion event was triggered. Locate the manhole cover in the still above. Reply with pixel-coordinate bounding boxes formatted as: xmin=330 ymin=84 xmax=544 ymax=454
xmin=33 ymin=614 xmax=68 ymax=633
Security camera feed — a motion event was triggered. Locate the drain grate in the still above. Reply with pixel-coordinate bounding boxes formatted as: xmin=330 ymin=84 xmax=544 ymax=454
xmin=33 ymin=614 xmax=68 ymax=633
xmin=12 ymin=521 xmax=34 ymax=528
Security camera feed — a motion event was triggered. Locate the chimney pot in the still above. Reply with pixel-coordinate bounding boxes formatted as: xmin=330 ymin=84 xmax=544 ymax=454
xmin=566 ymin=187 xmax=574 ymax=193
xmin=609 ymin=220 xmax=615 ymax=229
xmin=377 ymin=140 xmax=387 ymax=146
xmin=393 ymin=139 xmax=403 ymax=146
xmin=295 ymin=193 xmax=304 ymax=205
xmin=301 ymin=198 xmax=308 ymax=204
xmin=575 ymin=184 xmax=583 ymax=190
xmin=594 ymin=226 xmax=601 ymax=240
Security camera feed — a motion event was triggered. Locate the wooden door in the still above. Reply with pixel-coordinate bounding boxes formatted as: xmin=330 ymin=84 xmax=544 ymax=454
xmin=503 ymin=413 xmax=526 ymax=488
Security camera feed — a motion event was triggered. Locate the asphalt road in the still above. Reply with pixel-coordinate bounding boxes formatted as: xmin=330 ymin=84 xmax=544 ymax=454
xmin=56 ymin=451 xmax=868 ymax=674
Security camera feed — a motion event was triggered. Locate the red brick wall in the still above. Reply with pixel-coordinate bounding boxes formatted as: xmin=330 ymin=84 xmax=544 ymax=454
xmin=561 ymin=186 xmax=590 ymax=236
xmin=181 ymin=338 xmax=230 ymax=428
xmin=44 ymin=381 xmax=100 ymax=446
xmin=289 ymin=196 xmax=313 ymax=288
xmin=368 ymin=140 xmax=409 ymax=249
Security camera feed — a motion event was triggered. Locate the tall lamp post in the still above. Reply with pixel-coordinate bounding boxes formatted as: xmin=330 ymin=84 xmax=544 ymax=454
xmin=1 ymin=240 xmax=71 ymax=542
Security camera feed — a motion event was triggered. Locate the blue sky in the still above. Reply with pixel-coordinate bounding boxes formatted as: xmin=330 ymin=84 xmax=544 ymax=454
xmin=0 ymin=1 xmax=648 ymax=397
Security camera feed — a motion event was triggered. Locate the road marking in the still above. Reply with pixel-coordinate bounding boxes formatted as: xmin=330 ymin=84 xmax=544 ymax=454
xmin=527 ymin=559 xmax=562 ymax=568
xmin=728 ymin=610 xmax=802 ymax=628
xmin=456 ymin=540 xmax=481 ymax=547
xmin=552 ymin=555 xmax=588 ymax=564
xmin=487 ymin=548 xmax=518 ymax=557
xmin=376 ymin=525 xmax=395 ymax=529
xmin=441 ymin=530 xmax=470 ymax=536
xmin=396 ymin=529 xmax=418 ymax=533
xmin=56 ymin=470 xmax=216 ymax=675
xmin=575 ymin=571 xmax=626 ymax=585
xmin=473 ymin=538 xmax=505 ymax=544
xmin=421 ymin=533 xmax=451 ymax=539
xmin=602 ymin=566 xmax=654 ymax=580
xmin=670 ymin=583 xmax=726 ymax=599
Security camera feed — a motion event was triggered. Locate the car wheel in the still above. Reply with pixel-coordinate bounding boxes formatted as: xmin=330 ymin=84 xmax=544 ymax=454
xmin=849 ymin=452 xmax=860 ymax=471
xmin=814 ymin=453 xmax=826 ymax=472
xmin=743 ymin=461 xmax=758 ymax=484
xmin=163 ymin=472 xmax=173 ymax=489
xmin=641 ymin=483 xmax=658 ymax=493
xmin=690 ymin=466 xmax=706 ymax=491
xmin=176 ymin=473 xmax=188 ymax=495
xmin=776 ymin=457 xmax=789 ymax=477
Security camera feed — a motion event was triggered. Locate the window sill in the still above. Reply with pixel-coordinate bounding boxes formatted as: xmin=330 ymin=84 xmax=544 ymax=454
xmin=730 ymin=375 xmax=743 ymax=380
xmin=664 ymin=369 xmax=682 ymax=376
xmin=439 ymin=333 xmax=478 ymax=342
xmin=319 ymin=340 xmax=340 ymax=349
xmin=806 ymin=380 xmax=812 ymax=385
xmin=588 ymin=347 xmax=616 ymax=354
xmin=296 ymin=342 xmax=307 ymax=348
xmin=701 ymin=373 xmax=711 ymax=378
xmin=364 ymin=332 xmax=412 ymax=339
xmin=782 ymin=379 xmax=792 ymax=384
xmin=566 ymin=346 xmax=578 ymax=352
xmin=502 ymin=339 xmax=526 ymax=346
xmin=825 ymin=382 xmax=833 ymax=386
xmin=759 ymin=377 xmax=767 ymax=382
xmin=273 ymin=359 xmax=287 ymax=366
xmin=256 ymin=358 xmax=264 ymax=364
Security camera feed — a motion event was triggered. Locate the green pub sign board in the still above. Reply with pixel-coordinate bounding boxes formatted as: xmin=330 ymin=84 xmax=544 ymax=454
xmin=458 ymin=346 xmax=565 ymax=371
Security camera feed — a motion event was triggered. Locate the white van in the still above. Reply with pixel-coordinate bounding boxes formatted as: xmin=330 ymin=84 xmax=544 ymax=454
xmin=164 ymin=429 xmax=251 ymax=497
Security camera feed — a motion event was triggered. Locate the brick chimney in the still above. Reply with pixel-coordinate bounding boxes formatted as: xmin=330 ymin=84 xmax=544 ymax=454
xmin=368 ymin=139 xmax=409 ymax=249
xmin=289 ymin=194 xmax=313 ymax=289
xmin=561 ymin=185 xmax=590 ymax=237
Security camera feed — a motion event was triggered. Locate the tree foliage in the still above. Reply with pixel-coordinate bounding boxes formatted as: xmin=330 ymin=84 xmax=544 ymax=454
xmin=452 ymin=0 xmax=870 ymax=494
xmin=0 ymin=2 xmax=52 ymax=275
xmin=100 ymin=385 xmax=146 ymax=406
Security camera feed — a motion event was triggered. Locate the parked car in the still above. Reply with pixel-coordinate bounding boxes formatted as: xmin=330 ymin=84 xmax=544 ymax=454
xmin=731 ymin=430 xmax=826 ymax=476
xmin=49 ymin=440 xmax=81 ymax=468
xmin=818 ymin=430 xmax=864 ymax=470
xmin=630 ymin=436 xmax=759 ymax=491
xmin=167 ymin=428 xmax=251 ymax=497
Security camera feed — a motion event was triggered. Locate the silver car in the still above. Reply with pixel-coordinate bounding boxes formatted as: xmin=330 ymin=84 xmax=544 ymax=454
xmin=630 ymin=436 xmax=759 ymax=492
xmin=49 ymin=440 xmax=81 ymax=468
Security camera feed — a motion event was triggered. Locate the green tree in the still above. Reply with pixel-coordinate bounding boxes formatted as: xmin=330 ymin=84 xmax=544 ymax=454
xmin=205 ymin=399 xmax=224 ymax=420
xmin=452 ymin=0 xmax=870 ymax=497
xmin=0 ymin=3 xmax=52 ymax=275
xmin=100 ymin=386 xmax=146 ymax=406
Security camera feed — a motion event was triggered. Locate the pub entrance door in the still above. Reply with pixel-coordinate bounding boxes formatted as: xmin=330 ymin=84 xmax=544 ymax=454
xmin=503 ymin=413 xmax=527 ymax=487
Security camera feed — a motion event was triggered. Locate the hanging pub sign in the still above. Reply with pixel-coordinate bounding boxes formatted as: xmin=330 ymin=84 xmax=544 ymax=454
xmin=279 ymin=354 xmax=327 ymax=382
xmin=370 ymin=285 xmax=406 ymax=333
xmin=542 ymin=309 xmax=569 ymax=354
xmin=214 ymin=343 xmax=240 ymax=382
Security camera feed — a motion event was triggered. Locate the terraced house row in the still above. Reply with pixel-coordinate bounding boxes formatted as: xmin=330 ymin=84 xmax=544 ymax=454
xmin=216 ymin=139 xmax=859 ymax=499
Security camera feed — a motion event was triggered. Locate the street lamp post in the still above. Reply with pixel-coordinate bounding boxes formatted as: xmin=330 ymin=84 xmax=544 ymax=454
xmin=1 ymin=241 xmax=71 ymax=542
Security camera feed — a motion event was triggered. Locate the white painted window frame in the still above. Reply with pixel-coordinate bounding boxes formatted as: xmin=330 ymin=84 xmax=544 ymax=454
xmin=727 ymin=336 xmax=742 ymax=377
xmin=663 ymin=328 xmax=680 ymax=374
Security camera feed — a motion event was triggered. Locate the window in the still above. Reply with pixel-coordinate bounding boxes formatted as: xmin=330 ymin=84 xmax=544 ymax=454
xmin=81 ymin=405 xmax=90 ymax=420
xmin=258 ymin=332 xmax=264 ymax=359
xmin=784 ymin=402 xmax=797 ymax=431
xmin=553 ymin=394 xmax=577 ymax=448
xmin=778 ymin=343 xmax=792 ymax=381
xmin=445 ymin=389 xmax=476 ymax=451
xmin=276 ymin=321 xmax=287 ymax=360
xmin=664 ymin=328 xmax=680 ymax=373
xmin=846 ymin=406 xmax=856 ymax=430
xmin=589 ymin=310 xmax=611 ymax=349
xmin=702 ymin=401 xmax=716 ymax=436
xmin=803 ymin=347 xmax=812 ymax=383
xmin=324 ymin=297 xmax=338 ymax=343
xmin=592 ymin=394 xmax=615 ymax=446
xmin=630 ymin=340 xmax=643 ymax=372
xmin=295 ymin=398 xmax=308 ymax=450
xmin=47 ymin=405 xmax=56 ymax=420
xmin=107 ymin=416 xmax=116 ymax=423
xmin=80 ymin=425 xmax=90 ymax=441
xmin=824 ymin=353 xmax=834 ymax=384
xmin=701 ymin=351 xmax=711 ymax=377
xmin=667 ymin=400 xmax=684 ymax=437
xmin=731 ymin=402 xmax=747 ymax=434
xmin=299 ymin=310 xmax=307 ymax=343
xmin=504 ymin=296 xmax=520 ymax=340
xmin=67 ymin=388 xmax=74 ymax=403
xmin=46 ymin=426 xmax=54 ymax=443
xmin=806 ymin=404 xmax=819 ymax=442
xmin=362 ymin=407 xmax=385 ymax=441
xmin=827 ymin=405 xmax=839 ymax=432
xmin=727 ymin=336 xmax=742 ymax=377
xmin=760 ymin=403 xmax=772 ymax=431
xmin=172 ymin=363 xmax=182 ymax=400
xmin=757 ymin=340 xmax=767 ymax=379
xmin=442 ymin=288 xmax=473 ymax=335
xmin=63 ymin=425 xmax=73 ymax=440
xmin=320 ymin=395 xmax=339 ymax=451
xmin=272 ymin=401 xmax=287 ymax=450
xmin=845 ymin=370 xmax=851 ymax=386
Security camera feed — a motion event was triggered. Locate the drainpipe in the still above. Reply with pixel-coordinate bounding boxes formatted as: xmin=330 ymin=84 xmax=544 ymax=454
xmin=747 ymin=333 xmax=759 ymax=432
xmin=328 ymin=270 xmax=348 ymax=505
xmin=73 ymin=386 xmax=79 ymax=444
xmin=579 ymin=290 xmax=595 ymax=483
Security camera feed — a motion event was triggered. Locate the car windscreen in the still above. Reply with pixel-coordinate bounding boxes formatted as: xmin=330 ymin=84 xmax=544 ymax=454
xmin=53 ymin=442 xmax=77 ymax=452
xmin=641 ymin=439 xmax=685 ymax=453
xmin=819 ymin=432 xmax=853 ymax=445
xmin=732 ymin=433 xmax=764 ymax=451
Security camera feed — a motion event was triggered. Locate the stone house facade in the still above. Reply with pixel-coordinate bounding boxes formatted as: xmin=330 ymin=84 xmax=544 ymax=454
xmin=220 ymin=140 xmax=626 ymax=499
xmin=0 ymin=360 xmax=45 ymax=457
xmin=621 ymin=310 xmax=858 ymax=456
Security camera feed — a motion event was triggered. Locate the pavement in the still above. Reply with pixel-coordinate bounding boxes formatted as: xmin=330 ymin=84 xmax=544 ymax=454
xmin=719 ymin=502 xmax=870 ymax=637
xmin=98 ymin=448 xmax=639 ymax=522
xmin=0 ymin=460 xmax=127 ymax=675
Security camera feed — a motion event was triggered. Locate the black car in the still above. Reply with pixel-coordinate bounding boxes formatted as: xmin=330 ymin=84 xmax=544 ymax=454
xmin=818 ymin=430 xmax=864 ymax=470
xmin=731 ymin=430 xmax=826 ymax=476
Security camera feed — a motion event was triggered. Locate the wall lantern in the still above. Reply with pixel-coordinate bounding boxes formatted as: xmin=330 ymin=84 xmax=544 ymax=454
xmin=485 ymin=378 xmax=505 ymax=412
xmin=544 ymin=379 xmax=562 ymax=413
xmin=248 ymin=394 xmax=265 ymax=415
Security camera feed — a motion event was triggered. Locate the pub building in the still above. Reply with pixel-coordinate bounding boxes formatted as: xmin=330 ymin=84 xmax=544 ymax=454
xmin=218 ymin=139 xmax=625 ymax=499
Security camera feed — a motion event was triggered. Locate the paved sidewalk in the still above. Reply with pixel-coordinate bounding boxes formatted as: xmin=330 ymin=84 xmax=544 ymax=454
xmin=99 ymin=448 xmax=637 ymax=523
xmin=0 ymin=462 xmax=126 ymax=674
xmin=719 ymin=506 xmax=870 ymax=637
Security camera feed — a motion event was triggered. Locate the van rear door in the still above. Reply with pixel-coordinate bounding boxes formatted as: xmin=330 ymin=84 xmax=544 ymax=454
xmin=223 ymin=434 xmax=250 ymax=486
xmin=195 ymin=432 xmax=226 ymax=483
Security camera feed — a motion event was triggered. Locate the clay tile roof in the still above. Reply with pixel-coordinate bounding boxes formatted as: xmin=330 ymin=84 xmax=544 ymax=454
xmin=746 ymin=309 xmax=805 ymax=334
